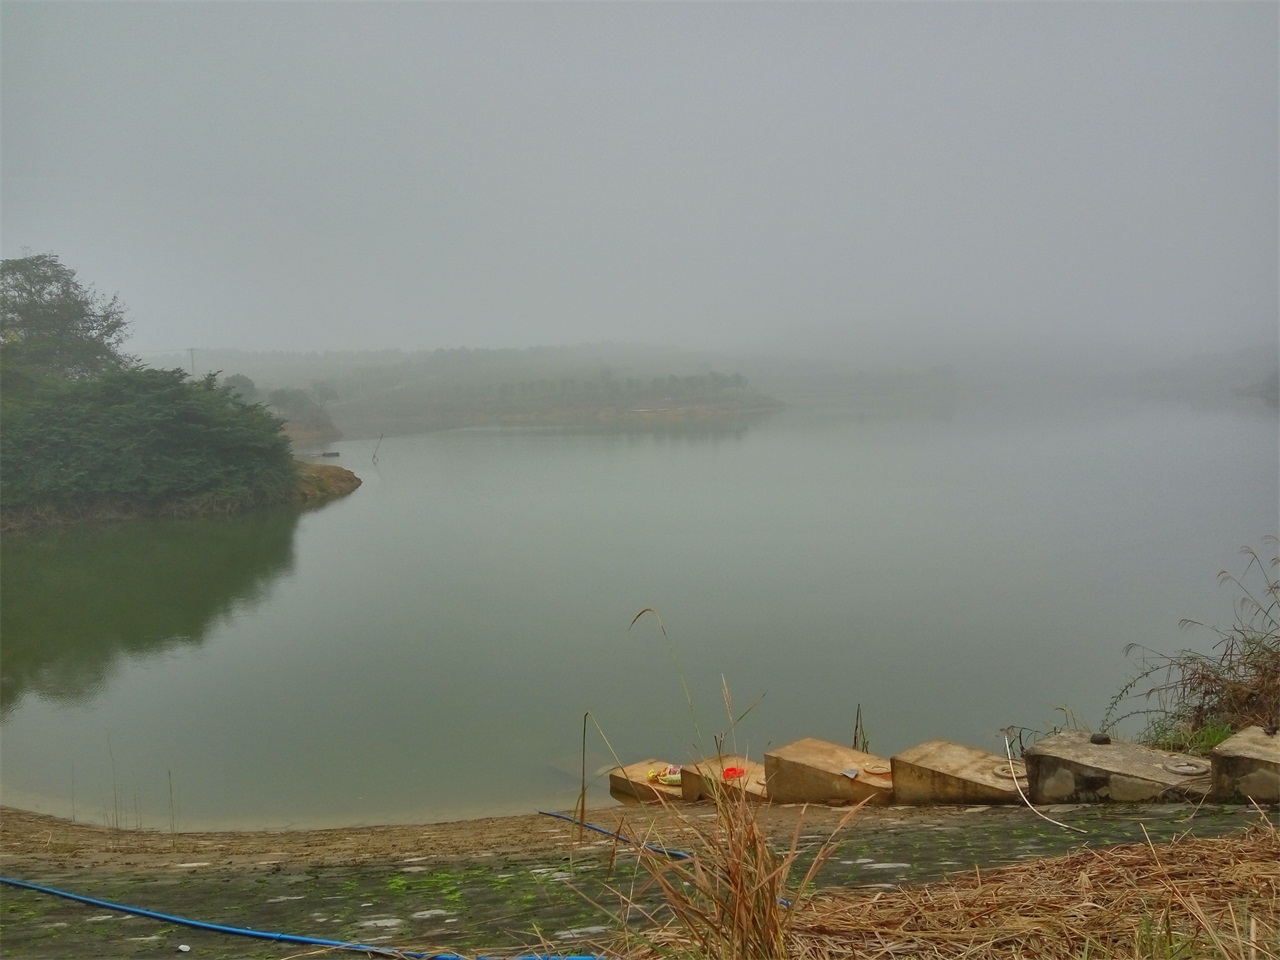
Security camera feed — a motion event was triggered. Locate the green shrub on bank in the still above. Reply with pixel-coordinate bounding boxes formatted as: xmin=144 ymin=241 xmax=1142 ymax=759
xmin=1 ymin=367 xmax=296 ymax=515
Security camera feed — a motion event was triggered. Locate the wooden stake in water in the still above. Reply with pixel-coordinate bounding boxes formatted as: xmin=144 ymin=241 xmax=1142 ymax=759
xmin=852 ymin=703 xmax=869 ymax=753
xmin=168 ymin=770 xmax=177 ymax=846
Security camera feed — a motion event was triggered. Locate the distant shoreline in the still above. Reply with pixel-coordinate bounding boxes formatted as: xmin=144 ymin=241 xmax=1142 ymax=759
xmin=325 ymin=397 xmax=785 ymax=441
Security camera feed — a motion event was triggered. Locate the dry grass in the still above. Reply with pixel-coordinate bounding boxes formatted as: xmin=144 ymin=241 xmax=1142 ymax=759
xmin=1107 ymin=541 xmax=1280 ymax=754
xmin=607 ymin=816 xmax=1278 ymax=960
xmin=600 ymin=778 xmax=862 ymax=960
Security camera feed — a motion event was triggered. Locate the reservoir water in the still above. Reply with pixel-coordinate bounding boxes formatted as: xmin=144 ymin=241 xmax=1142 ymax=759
xmin=2 ymin=397 xmax=1276 ymax=829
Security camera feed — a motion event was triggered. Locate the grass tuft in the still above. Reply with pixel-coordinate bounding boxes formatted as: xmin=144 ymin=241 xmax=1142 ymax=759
xmin=606 ymin=813 xmax=1278 ymax=959
xmin=602 ymin=779 xmax=862 ymax=960
xmin=1103 ymin=539 xmax=1280 ymax=753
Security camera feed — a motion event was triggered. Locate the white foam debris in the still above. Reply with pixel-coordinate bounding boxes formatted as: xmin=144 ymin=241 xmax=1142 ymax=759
xmin=554 ymin=925 xmax=610 ymax=940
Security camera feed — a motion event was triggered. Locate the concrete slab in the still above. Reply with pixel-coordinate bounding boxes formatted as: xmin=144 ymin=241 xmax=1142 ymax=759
xmin=1024 ymin=732 xmax=1212 ymax=804
xmin=608 ymin=759 xmax=684 ymax=804
xmin=890 ymin=740 xmax=1025 ymax=805
xmin=680 ymin=755 xmax=769 ymax=803
xmin=764 ymin=738 xmax=893 ymax=805
xmin=1210 ymin=726 xmax=1280 ymax=803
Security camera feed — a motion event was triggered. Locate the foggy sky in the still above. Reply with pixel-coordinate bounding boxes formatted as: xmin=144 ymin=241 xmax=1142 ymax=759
xmin=3 ymin=2 xmax=1276 ymax=366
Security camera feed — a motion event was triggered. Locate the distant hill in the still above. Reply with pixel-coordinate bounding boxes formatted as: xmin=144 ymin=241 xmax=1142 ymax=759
xmin=145 ymin=343 xmax=781 ymax=440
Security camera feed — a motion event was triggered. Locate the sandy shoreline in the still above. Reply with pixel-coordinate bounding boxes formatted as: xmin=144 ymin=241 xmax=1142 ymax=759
xmin=0 ymin=800 xmax=1007 ymax=876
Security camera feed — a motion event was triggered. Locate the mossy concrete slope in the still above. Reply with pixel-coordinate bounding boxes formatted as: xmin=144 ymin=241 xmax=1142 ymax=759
xmin=765 ymin=738 xmax=893 ymax=805
xmin=608 ymin=759 xmax=683 ymax=804
xmin=680 ymin=755 xmax=767 ymax=803
xmin=1024 ymin=731 xmax=1212 ymax=804
xmin=1211 ymin=726 xmax=1280 ymax=803
xmin=890 ymin=740 xmax=1024 ymax=805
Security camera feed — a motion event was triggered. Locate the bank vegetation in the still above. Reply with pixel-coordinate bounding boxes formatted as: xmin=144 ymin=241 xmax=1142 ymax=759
xmin=1 ymin=254 xmax=356 ymax=532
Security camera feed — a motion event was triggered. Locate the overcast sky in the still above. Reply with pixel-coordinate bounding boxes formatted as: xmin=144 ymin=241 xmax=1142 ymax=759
xmin=3 ymin=2 xmax=1276 ymax=366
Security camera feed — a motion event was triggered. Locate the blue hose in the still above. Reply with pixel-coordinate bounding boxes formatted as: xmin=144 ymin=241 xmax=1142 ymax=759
xmin=537 ymin=811 xmax=793 ymax=908
xmin=0 ymin=876 xmax=606 ymax=960
xmin=536 ymin=810 xmax=693 ymax=860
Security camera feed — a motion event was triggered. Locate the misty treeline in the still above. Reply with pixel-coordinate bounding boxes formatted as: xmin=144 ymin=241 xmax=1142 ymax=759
xmin=169 ymin=338 xmax=1279 ymax=444
xmin=0 ymin=254 xmax=296 ymax=527
xmin=171 ymin=344 xmax=782 ymax=439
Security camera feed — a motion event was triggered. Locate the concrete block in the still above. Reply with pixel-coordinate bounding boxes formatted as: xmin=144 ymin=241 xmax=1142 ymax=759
xmin=608 ymin=759 xmax=684 ymax=804
xmin=1024 ymin=732 xmax=1211 ymax=804
xmin=764 ymin=738 xmax=893 ymax=805
xmin=891 ymin=740 xmax=1025 ymax=805
xmin=680 ymin=755 xmax=768 ymax=803
xmin=1211 ymin=726 xmax=1280 ymax=803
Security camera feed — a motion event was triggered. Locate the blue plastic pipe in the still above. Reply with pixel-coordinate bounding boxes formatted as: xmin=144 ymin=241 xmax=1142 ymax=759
xmin=537 ymin=810 xmax=793 ymax=908
xmin=0 ymin=876 xmax=607 ymax=960
xmin=536 ymin=809 xmax=693 ymax=860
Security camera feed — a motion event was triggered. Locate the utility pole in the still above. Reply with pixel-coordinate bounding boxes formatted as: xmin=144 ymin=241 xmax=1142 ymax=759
xmin=189 ymin=348 xmax=195 ymax=376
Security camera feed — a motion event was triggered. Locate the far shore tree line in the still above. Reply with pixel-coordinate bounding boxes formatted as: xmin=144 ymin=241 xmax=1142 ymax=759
xmin=157 ymin=335 xmax=1279 ymax=443
xmin=320 ymin=364 xmax=778 ymax=437
xmin=185 ymin=347 xmax=780 ymax=441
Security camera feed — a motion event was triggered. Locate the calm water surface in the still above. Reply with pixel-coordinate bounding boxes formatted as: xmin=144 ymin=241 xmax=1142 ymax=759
xmin=2 ymin=399 xmax=1276 ymax=828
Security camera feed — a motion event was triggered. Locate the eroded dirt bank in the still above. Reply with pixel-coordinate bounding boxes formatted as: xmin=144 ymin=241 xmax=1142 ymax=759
xmin=290 ymin=459 xmax=361 ymax=504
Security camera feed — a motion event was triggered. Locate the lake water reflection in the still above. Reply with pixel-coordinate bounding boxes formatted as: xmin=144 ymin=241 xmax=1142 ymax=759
xmin=1 ymin=398 xmax=1275 ymax=829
